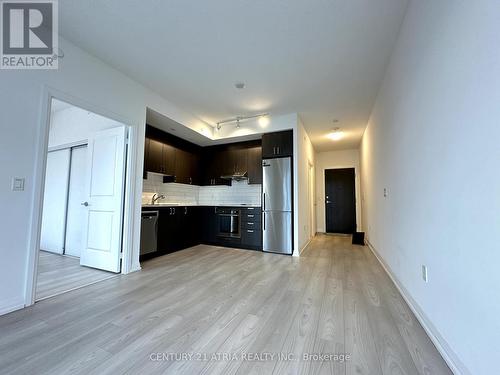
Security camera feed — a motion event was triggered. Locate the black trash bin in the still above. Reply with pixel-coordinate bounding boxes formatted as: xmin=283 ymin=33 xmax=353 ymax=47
xmin=352 ymin=232 xmax=365 ymax=245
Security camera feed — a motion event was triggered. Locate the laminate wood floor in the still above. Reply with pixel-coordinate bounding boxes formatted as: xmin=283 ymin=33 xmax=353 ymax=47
xmin=36 ymin=251 xmax=117 ymax=301
xmin=1 ymin=236 xmax=451 ymax=375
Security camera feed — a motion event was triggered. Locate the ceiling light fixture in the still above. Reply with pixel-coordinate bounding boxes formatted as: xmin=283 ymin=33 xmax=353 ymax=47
xmin=327 ymin=127 xmax=344 ymax=141
xmin=216 ymin=113 xmax=269 ymax=131
xmin=258 ymin=115 xmax=270 ymax=127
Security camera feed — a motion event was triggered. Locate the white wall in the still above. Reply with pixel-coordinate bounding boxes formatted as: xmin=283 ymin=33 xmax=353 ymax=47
xmin=0 ymin=37 xmax=210 ymax=315
xmin=295 ymin=116 xmax=316 ymax=254
xmin=49 ymin=102 xmax=124 ymax=148
xmin=360 ymin=1 xmax=500 ymax=374
xmin=315 ymin=149 xmax=361 ymax=233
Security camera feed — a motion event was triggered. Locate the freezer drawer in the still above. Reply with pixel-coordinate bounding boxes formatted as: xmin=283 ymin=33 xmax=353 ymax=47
xmin=263 ymin=211 xmax=292 ymax=255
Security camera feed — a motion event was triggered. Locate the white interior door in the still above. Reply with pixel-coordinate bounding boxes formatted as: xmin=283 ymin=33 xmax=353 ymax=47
xmin=64 ymin=145 xmax=88 ymax=257
xmin=40 ymin=149 xmax=70 ymax=254
xmin=80 ymin=126 xmax=127 ymax=272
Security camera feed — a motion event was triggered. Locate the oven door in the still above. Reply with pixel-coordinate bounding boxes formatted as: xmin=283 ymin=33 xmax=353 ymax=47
xmin=217 ymin=211 xmax=241 ymax=238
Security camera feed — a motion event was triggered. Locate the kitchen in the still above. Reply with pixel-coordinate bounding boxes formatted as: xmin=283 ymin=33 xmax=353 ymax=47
xmin=140 ymin=120 xmax=294 ymax=260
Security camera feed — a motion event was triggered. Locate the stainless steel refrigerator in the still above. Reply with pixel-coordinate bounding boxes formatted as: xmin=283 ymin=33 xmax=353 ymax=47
xmin=262 ymin=157 xmax=292 ymax=254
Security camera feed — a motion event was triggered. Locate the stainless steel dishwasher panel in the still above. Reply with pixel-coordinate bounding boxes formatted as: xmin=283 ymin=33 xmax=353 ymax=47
xmin=140 ymin=211 xmax=159 ymax=255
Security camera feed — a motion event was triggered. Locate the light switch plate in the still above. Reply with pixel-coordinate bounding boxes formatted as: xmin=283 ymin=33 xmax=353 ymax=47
xmin=12 ymin=177 xmax=25 ymax=191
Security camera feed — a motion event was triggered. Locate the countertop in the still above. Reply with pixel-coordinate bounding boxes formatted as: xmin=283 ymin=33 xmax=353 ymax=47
xmin=142 ymin=203 xmax=261 ymax=209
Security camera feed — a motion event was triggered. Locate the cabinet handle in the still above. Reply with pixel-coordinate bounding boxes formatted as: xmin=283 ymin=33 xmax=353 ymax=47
xmin=184 ymin=207 xmax=188 ymax=215
xmin=172 ymin=207 xmax=176 ymax=215
xmin=247 ymin=230 xmax=254 ymax=233
xmin=277 ymin=146 xmax=280 ymax=154
xmin=189 ymin=177 xmax=192 ymax=184
xmin=247 ymin=214 xmax=254 ymax=218
xmin=247 ymin=222 xmax=254 ymax=225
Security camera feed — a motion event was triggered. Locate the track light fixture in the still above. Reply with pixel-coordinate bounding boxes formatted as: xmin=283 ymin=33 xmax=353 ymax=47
xmin=216 ymin=113 xmax=269 ymax=131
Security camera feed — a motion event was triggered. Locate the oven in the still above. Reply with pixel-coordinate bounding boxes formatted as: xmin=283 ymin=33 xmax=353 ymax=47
xmin=216 ymin=207 xmax=241 ymax=238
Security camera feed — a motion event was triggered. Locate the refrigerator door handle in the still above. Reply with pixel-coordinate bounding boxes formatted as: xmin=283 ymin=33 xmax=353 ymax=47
xmin=263 ymin=212 xmax=265 ymax=230
xmin=263 ymin=193 xmax=266 ymax=211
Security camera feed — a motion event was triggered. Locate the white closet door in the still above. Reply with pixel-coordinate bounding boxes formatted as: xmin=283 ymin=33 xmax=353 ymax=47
xmin=40 ymin=149 xmax=71 ymax=254
xmin=64 ymin=146 xmax=88 ymax=257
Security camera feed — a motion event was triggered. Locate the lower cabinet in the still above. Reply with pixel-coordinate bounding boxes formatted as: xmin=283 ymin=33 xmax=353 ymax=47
xmin=157 ymin=206 xmax=181 ymax=253
xmin=199 ymin=206 xmax=218 ymax=244
xmin=146 ymin=206 xmax=262 ymax=259
xmin=240 ymin=208 xmax=262 ymax=250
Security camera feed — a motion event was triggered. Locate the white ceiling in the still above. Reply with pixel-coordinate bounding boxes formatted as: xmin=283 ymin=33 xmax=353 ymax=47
xmin=59 ymin=0 xmax=408 ymax=152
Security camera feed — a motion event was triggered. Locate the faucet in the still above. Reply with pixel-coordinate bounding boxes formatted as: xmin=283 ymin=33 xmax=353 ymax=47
xmin=151 ymin=193 xmax=166 ymax=205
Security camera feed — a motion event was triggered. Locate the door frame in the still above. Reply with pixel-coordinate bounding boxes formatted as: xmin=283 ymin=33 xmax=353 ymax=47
xmin=24 ymin=86 xmax=139 ymax=306
xmin=321 ymin=166 xmax=361 ymax=233
xmin=308 ymin=161 xmax=315 ymax=239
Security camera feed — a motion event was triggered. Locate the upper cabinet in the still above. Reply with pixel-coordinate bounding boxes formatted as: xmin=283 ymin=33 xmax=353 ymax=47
xmin=144 ymin=125 xmax=263 ymax=186
xmin=202 ymin=143 xmax=261 ymax=186
xmin=175 ymin=148 xmax=199 ymax=185
xmin=247 ymin=146 xmax=262 ymax=184
xmin=261 ymin=130 xmax=293 ymax=158
xmin=143 ymin=125 xmax=199 ymax=184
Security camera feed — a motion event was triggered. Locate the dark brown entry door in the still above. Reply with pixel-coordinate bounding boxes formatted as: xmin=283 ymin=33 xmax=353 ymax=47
xmin=325 ymin=168 xmax=356 ymax=234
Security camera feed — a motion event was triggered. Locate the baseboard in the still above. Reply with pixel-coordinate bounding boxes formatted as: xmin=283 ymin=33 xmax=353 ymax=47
xmin=299 ymin=235 xmax=314 ymax=255
xmin=0 ymin=297 xmax=25 ymax=316
xmin=366 ymin=240 xmax=470 ymax=375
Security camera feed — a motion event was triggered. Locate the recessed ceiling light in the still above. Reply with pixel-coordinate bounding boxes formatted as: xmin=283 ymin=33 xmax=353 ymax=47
xmin=235 ymin=82 xmax=245 ymax=89
xmin=327 ymin=127 xmax=344 ymax=141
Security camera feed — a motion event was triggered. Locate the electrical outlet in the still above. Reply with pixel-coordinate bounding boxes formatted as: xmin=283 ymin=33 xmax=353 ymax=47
xmin=383 ymin=188 xmax=388 ymax=198
xmin=422 ymin=265 xmax=428 ymax=283
xmin=11 ymin=177 xmax=25 ymax=191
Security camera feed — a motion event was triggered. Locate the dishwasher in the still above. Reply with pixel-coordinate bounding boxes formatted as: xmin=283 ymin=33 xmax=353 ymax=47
xmin=140 ymin=211 xmax=159 ymax=255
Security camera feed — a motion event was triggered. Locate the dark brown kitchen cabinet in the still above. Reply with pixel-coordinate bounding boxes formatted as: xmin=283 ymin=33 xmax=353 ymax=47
xmin=174 ymin=148 xmax=190 ymax=184
xmin=231 ymin=148 xmax=248 ymax=174
xmin=146 ymin=139 xmax=164 ymax=173
xmin=262 ymin=130 xmax=293 ymax=158
xmin=144 ymin=138 xmax=176 ymax=175
xmin=143 ymin=138 xmax=150 ymax=179
xmin=174 ymin=149 xmax=199 ymax=184
xmin=202 ymin=148 xmax=232 ymax=186
xmin=157 ymin=206 xmax=181 ymax=253
xmin=162 ymin=143 xmax=176 ymax=176
xmin=156 ymin=206 xmax=201 ymax=254
xmin=247 ymin=146 xmax=262 ymax=184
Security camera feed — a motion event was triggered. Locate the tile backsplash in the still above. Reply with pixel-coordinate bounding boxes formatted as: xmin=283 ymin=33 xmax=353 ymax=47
xmin=142 ymin=172 xmax=261 ymax=206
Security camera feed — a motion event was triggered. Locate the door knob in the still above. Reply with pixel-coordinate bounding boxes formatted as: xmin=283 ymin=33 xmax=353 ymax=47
xmin=81 ymin=201 xmax=89 ymax=207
